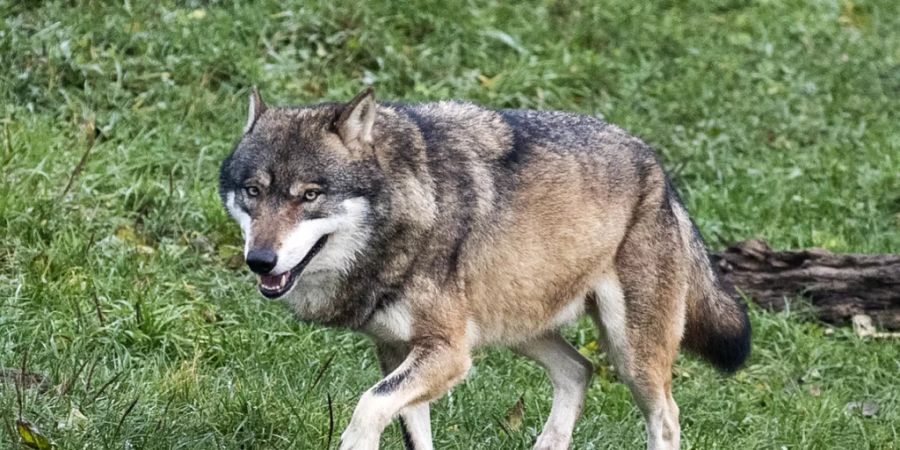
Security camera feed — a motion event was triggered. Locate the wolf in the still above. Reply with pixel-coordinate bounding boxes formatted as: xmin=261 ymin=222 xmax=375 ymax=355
xmin=218 ymin=87 xmax=751 ymax=450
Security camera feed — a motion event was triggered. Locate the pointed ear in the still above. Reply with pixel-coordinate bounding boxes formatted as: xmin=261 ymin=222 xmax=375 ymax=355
xmin=335 ymin=87 xmax=376 ymax=148
xmin=243 ymin=87 xmax=266 ymax=134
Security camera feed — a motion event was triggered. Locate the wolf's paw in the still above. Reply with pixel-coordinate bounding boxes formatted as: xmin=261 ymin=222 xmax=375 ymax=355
xmin=338 ymin=428 xmax=379 ymax=450
xmin=532 ymin=430 xmax=572 ymax=450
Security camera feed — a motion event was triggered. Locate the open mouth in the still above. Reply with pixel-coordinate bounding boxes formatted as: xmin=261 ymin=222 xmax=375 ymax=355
xmin=257 ymin=235 xmax=329 ymax=299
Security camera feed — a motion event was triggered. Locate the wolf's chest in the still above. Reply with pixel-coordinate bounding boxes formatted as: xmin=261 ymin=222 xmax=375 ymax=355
xmin=284 ymin=273 xmax=342 ymax=321
xmin=363 ymin=301 xmax=414 ymax=343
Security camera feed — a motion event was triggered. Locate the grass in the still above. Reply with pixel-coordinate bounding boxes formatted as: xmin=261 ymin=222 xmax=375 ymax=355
xmin=1 ymin=0 xmax=898 ymax=448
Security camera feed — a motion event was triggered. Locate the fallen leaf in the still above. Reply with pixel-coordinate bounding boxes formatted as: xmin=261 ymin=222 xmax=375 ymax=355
xmin=477 ymin=73 xmax=503 ymax=89
xmin=17 ymin=419 xmax=52 ymax=450
xmin=578 ymin=340 xmax=599 ymax=355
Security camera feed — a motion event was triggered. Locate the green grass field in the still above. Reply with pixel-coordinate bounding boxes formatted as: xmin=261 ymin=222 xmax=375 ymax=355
xmin=1 ymin=0 xmax=898 ymax=448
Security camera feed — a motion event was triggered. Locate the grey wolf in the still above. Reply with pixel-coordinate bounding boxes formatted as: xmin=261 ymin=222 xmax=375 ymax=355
xmin=218 ymin=87 xmax=751 ymax=450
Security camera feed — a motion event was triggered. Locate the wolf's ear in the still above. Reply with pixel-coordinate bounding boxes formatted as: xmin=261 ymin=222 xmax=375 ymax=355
xmin=243 ymin=87 xmax=266 ymax=134
xmin=335 ymin=87 xmax=376 ymax=148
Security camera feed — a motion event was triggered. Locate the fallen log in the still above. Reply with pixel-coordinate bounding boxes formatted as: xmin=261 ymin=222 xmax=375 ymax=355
xmin=711 ymin=240 xmax=900 ymax=330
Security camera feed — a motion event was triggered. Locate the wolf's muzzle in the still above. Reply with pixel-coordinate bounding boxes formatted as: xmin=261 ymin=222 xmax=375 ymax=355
xmin=246 ymin=248 xmax=278 ymax=274
xmin=254 ymin=235 xmax=330 ymax=299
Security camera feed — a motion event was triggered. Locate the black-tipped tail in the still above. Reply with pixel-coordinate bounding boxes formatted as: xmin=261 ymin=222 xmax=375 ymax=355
xmin=683 ymin=285 xmax=752 ymax=373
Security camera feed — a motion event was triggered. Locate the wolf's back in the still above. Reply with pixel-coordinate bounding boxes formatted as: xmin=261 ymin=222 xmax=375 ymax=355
xmin=675 ymin=205 xmax=751 ymax=372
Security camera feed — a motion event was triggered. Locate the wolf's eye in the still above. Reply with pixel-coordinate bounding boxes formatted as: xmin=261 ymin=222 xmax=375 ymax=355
xmin=303 ymin=190 xmax=321 ymax=202
xmin=245 ymin=186 xmax=260 ymax=197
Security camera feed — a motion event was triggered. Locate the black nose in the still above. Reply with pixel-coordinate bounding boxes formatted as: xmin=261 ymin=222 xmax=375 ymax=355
xmin=246 ymin=249 xmax=277 ymax=274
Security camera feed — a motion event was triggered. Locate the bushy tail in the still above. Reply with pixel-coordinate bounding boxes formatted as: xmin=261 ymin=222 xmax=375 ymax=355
xmin=681 ymin=234 xmax=751 ymax=373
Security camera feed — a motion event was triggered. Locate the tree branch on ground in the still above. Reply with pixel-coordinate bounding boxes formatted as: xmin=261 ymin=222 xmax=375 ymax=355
xmin=713 ymin=240 xmax=900 ymax=330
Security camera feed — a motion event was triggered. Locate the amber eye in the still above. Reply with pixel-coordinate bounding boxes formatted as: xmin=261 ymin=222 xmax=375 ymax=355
xmin=303 ymin=190 xmax=320 ymax=202
xmin=245 ymin=186 xmax=260 ymax=197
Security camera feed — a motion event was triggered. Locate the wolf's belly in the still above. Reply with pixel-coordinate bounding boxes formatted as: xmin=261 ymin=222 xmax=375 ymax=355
xmin=465 ymin=283 xmax=594 ymax=348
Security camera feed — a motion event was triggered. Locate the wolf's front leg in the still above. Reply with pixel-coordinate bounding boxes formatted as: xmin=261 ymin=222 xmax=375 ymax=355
xmin=376 ymin=343 xmax=434 ymax=450
xmin=339 ymin=339 xmax=471 ymax=450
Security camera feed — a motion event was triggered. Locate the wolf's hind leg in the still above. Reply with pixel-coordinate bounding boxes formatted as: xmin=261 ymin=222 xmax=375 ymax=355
xmin=397 ymin=403 xmax=431 ymax=450
xmin=514 ymin=331 xmax=593 ymax=450
xmin=339 ymin=338 xmax=470 ymax=450
xmin=376 ymin=343 xmax=434 ymax=450
xmin=589 ymin=271 xmax=683 ymax=450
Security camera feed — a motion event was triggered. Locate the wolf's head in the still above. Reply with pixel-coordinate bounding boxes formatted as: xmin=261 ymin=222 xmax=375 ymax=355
xmin=219 ymin=88 xmax=382 ymax=301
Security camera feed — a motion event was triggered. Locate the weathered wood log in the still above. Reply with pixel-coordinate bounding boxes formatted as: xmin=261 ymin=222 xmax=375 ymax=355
xmin=712 ymin=240 xmax=900 ymax=330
